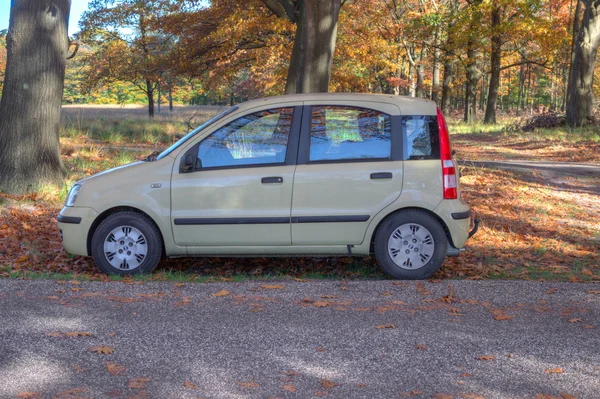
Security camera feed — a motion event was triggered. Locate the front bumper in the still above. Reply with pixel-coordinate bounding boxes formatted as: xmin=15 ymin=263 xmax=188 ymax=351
xmin=57 ymin=206 xmax=99 ymax=256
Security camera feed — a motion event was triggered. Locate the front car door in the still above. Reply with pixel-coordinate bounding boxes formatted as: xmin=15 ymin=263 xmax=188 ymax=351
xmin=291 ymin=102 xmax=403 ymax=246
xmin=171 ymin=105 xmax=302 ymax=249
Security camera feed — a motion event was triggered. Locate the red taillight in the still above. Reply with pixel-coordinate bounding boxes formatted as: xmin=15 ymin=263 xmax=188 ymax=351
xmin=437 ymin=108 xmax=457 ymax=199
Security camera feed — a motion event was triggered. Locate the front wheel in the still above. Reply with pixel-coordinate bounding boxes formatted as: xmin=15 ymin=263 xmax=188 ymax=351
xmin=374 ymin=210 xmax=447 ymax=280
xmin=91 ymin=212 xmax=163 ymax=275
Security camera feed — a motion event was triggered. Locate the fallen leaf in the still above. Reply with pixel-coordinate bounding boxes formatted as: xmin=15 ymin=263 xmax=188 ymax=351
xmin=357 ymin=383 xmax=367 ymax=388
xmin=316 ymin=347 xmax=326 ymax=352
xmin=376 ymin=324 xmax=396 ymax=329
xmin=15 ymin=255 xmax=30 ymax=263
xmin=128 ymin=377 xmax=151 ymax=389
xmin=88 ymin=346 xmax=114 ymax=354
xmin=461 ymin=394 xmax=486 ymax=399
xmin=315 ymin=391 xmax=328 ymax=397
xmin=281 ymin=370 xmax=300 ymax=376
xmin=354 ymin=307 xmax=372 ymax=311
xmin=65 ymin=331 xmax=93 ymax=337
xmin=17 ymin=393 xmax=41 ymax=399
xmin=313 ymin=301 xmax=329 ymax=307
xmin=106 ymin=362 xmax=126 ymax=376
xmin=320 ymin=295 xmax=338 ymax=299
xmin=68 ymin=280 xmax=81 ymax=285
xmin=580 ymin=269 xmax=594 ymax=276
xmin=46 ymin=296 xmax=60 ymax=300
xmin=545 ymin=368 xmax=564 ymax=374
xmin=238 ymin=381 xmax=260 ymax=388
xmin=212 ymin=290 xmax=230 ymax=297
xmin=475 ymin=355 xmax=495 ymax=361
xmin=434 ymin=394 xmax=454 ymax=399
xmin=53 ymin=388 xmax=87 ymax=399
xmin=401 ymin=390 xmax=425 ymax=397
xmin=415 ymin=344 xmax=428 ymax=351
xmin=546 ymin=288 xmax=559 ymax=294
xmin=584 ymin=325 xmax=596 ymax=329
xmin=183 ymin=380 xmax=198 ymax=389
xmin=461 ymin=372 xmax=473 ymax=377
xmin=587 ymin=290 xmax=600 ymax=295
xmin=282 ymin=384 xmax=296 ymax=393
xmin=493 ymin=314 xmax=515 ymax=321
xmin=568 ymin=318 xmax=583 ymax=323
xmin=174 ymin=283 xmax=185 ymax=287
xmin=260 ymin=284 xmax=284 ymax=289
xmin=320 ymin=379 xmax=338 ymax=389
xmin=560 ymin=393 xmax=577 ymax=399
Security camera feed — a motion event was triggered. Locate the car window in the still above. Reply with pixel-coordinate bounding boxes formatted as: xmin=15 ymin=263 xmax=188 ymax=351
xmin=309 ymin=106 xmax=391 ymax=162
xmin=403 ymin=116 xmax=440 ymax=160
xmin=198 ymin=108 xmax=293 ymax=168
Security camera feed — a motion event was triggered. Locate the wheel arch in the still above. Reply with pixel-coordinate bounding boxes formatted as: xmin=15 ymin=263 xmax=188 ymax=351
xmin=86 ymin=206 xmax=166 ymax=257
xmin=369 ymin=207 xmax=454 ymax=254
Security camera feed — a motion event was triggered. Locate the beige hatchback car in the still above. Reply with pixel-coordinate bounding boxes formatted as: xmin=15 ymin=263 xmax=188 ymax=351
xmin=58 ymin=93 xmax=477 ymax=279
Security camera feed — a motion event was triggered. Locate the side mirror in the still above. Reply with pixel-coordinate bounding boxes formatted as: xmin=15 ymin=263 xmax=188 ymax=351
xmin=180 ymin=153 xmax=197 ymax=173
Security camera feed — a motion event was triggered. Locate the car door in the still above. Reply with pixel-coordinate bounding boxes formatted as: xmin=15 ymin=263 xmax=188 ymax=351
xmin=291 ymin=102 xmax=403 ymax=246
xmin=171 ymin=105 xmax=302 ymax=248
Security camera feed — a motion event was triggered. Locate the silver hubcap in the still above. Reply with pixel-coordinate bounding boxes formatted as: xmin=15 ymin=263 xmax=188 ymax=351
xmin=103 ymin=226 xmax=148 ymax=271
xmin=387 ymin=223 xmax=435 ymax=270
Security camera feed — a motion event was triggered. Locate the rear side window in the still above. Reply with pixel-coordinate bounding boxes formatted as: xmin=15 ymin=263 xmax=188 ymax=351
xmin=309 ymin=106 xmax=391 ymax=162
xmin=403 ymin=116 xmax=439 ymax=160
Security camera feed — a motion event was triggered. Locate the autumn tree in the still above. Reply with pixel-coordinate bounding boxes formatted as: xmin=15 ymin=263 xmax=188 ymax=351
xmin=79 ymin=0 xmax=177 ymax=118
xmin=567 ymin=0 xmax=600 ymax=126
xmin=0 ymin=0 xmax=71 ymax=194
xmin=261 ymin=0 xmax=342 ymax=93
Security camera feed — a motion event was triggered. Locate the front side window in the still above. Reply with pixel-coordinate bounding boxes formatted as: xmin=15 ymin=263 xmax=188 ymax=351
xmin=198 ymin=108 xmax=293 ymax=168
xmin=403 ymin=116 xmax=439 ymax=160
xmin=309 ymin=106 xmax=391 ymax=162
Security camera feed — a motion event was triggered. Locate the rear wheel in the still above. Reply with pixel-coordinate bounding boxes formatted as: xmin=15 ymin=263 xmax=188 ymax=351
xmin=374 ymin=210 xmax=447 ymax=279
xmin=91 ymin=212 xmax=163 ymax=275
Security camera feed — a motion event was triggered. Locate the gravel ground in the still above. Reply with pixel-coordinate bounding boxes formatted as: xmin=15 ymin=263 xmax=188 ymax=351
xmin=0 ymin=279 xmax=599 ymax=399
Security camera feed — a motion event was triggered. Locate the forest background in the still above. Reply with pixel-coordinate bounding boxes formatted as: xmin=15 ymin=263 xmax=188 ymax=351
xmin=0 ymin=0 xmax=591 ymax=123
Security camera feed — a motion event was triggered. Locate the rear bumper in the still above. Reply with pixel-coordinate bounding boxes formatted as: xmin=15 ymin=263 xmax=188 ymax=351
xmin=57 ymin=206 xmax=98 ymax=256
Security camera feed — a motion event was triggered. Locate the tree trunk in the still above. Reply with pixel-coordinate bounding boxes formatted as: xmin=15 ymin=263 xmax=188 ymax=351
xmin=463 ymin=0 xmax=483 ymax=123
xmin=146 ymin=79 xmax=154 ymax=118
xmin=484 ymin=4 xmax=502 ymax=124
xmin=440 ymin=0 xmax=459 ymax=114
xmin=431 ymin=40 xmax=441 ymax=103
xmin=566 ymin=0 xmax=583 ymax=106
xmin=284 ymin=0 xmax=341 ymax=94
xmin=464 ymin=47 xmax=480 ymax=123
xmin=567 ymin=0 xmax=600 ymax=126
xmin=0 ymin=0 xmax=71 ymax=194
xmin=168 ymin=86 xmax=173 ymax=112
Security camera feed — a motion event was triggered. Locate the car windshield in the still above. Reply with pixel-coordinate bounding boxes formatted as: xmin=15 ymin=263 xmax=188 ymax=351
xmin=156 ymin=106 xmax=238 ymax=161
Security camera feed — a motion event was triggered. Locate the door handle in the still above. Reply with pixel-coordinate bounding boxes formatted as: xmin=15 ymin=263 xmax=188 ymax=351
xmin=370 ymin=172 xmax=393 ymax=180
xmin=261 ymin=176 xmax=284 ymax=184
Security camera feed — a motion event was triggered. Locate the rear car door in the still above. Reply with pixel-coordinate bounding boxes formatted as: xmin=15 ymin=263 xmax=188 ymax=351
xmin=171 ymin=105 xmax=302 ymax=248
xmin=291 ymin=102 xmax=403 ymax=246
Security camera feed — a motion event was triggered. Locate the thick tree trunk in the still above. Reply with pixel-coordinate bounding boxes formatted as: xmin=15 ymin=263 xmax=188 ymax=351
xmin=146 ymin=79 xmax=154 ymax=118
xmin=484 ymin=4 xmax=502 ymax=124
xmin=284 ymin=0 xmax=341 ymax=94
xmin=566 ymin=0 xmax=583 ymax=106
xmin=0 ymin=0 xmax=71 ymax=194
xmin=567 ymin=0 xmax=600 ymax=126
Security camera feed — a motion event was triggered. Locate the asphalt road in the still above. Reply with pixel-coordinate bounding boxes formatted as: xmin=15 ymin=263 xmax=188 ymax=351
xmin=1 ymin=279 xmax=599 ymax=399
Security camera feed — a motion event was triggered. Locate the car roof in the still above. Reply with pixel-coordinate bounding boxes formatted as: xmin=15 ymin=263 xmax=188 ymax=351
xmin=235 ymin=93 xmax=437 ymax=115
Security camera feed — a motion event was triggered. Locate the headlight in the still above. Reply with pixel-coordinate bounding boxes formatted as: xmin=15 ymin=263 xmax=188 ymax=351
xmin=65 ymin=184 xmax=82 ymax=207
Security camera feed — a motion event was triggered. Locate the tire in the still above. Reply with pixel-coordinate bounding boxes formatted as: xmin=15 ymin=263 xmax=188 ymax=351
xmin=374 ymin=210 xmax=447 ymax=280
xmin=91 ymin=211 xmax=163 ymax=276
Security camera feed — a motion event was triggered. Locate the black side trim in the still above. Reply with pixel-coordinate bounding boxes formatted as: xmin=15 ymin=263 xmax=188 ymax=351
xmin=57 ymin=215 xmax=82 ymax=224
xmin=261 ymin=176 xmax=284 ymax=184
xmin=174 ymin=217 xmax=290 ymax=225
xmin=451 ymin=210 xmax=472 ymax=220
xmin=291 ymin=215 xmax=370 ymax=223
